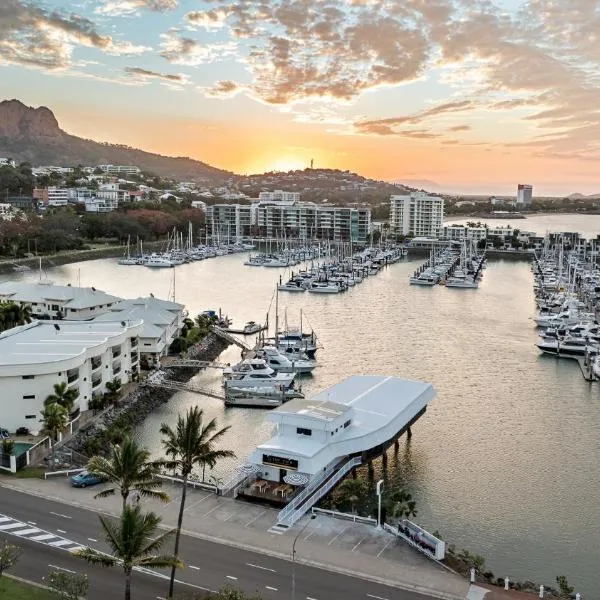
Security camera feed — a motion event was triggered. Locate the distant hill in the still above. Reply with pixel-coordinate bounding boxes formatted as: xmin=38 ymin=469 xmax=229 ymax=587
xmin=392 ymin=178 xmax=441 ymax=191
xmin=0 ymin=99 xmax=232 ymax=182
xmin=568 ymin=192 xmax=600 ymax=200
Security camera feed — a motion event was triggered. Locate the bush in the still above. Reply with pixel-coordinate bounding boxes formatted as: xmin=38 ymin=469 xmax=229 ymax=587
xmin=1 ymin=440 xmax=14 ymax=455
xmin=15 ymin=427 xmax=30 ymax=436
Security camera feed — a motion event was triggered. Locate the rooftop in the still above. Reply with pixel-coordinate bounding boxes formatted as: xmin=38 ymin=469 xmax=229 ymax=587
xmin=0 ymin=281 xmax=119 ymax=309
xmin=275 ymin=398 xmax=350 ymax=421
xmin=0 ymin=320 xmax=141 ymax=367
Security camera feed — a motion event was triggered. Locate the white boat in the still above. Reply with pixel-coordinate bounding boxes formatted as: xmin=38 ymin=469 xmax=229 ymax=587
xmin=535 ymin=309 xmax=592 ymax=328
xmin=227 ymin=321 xmax=267 ymax=335
xmin=409 ymin=273 xmax=439 ymax=286
xmin=223 ymin=359 xmax=295 ymax=389
xmin=144 ymin=254 xmax=174 ymax=268
xmin=536 ymin=336 xmax=597 ymax=356
xmin=257 ymin=345 xmax=316 ymax=374
xmin=445 ymin=275 xmax=478 ymax=288
xmin=278 ymin=280 xmax=306 ymax=292
xmin=308 ymin=282 xmax=342 ymax=294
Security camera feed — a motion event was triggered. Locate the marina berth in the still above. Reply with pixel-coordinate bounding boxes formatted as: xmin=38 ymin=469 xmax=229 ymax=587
xmin=246 ymin=375 xmax=435 ymax=484
xmin=0 ymin=319 xmax=142 ymax=432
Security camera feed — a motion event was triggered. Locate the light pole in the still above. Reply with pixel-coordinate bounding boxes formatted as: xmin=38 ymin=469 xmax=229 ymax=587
xmin=291 ymin=514 xmax=316 ymax=600
xmin=376 ymin=479 xmax=384 ymax=529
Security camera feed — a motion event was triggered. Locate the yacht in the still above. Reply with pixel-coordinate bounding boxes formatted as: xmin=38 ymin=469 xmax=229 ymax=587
xmin=276 ymin=328 xmax=318 ymax=359
xmin=445 ymin=269 xmax=479 ymax=289
xmin=536 ymin=336 xmax=597 ymax=356
xmin=223 ymin=359 xmax=296 ymax=389
xmin=535 ymin=309 xmax=592 ymax=328
xmin=409 ymin=271 xmax=439 ymax=286
xmin=256 ymin=345 xmax=316 ymax=374
xmin=308 ymin=281 xmax=343 ymax=294
xmin=278 ymin=280 xmax=306 ymax=292
xmin=144 ymin=254 xmax=174 ymax=268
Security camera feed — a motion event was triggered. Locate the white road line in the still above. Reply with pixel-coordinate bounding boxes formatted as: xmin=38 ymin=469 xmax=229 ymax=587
xmin=0 ymin=517 xmax=11 ymax=523
xmin=183 ymin=493 xmax=211 ymax=512
xmin=189 ymin=566 xmax=200 ymax=570
xmin=327 ymin=528 xmax=347 ymax=546
xmin=27 ymin=521 xmax=37 ymax=525
xmin=48 ymin=564 xmax=76 ymax=574
xmin=57 ymin=529 xmax=67 ymax=534
xmin=376 ymin=538 xmax=393 ymax=558
xmin=307 ymin=596 xmax=319 ymax=600
xmin=303 ymin=531 xmax=315 ymax=541
xmin=244 ymin=511 xmax=266 ymax=527
xmin=247 ymin=563 xmax=276 ymax=573
xmin=49 ymin=512 xmax=72 ymax=519
xmin=13 ymin=528 xmax=41 ymax=536
xmin=202 ymin=505 xmax=220 ymax=517
xmin=88 ymin=538 xmax=98 ymax=542
xmin=222 ymin=513 xmax=234 ymax=522
xmin=0 ymin=523 xmax=27 ymax=530
xmin=48 ymin=539 xmax=76 ymax=548
xmin=226 ymin=575 xmax=238 ymax=580
xmin=352 ymin=537 xmax=365 ymax=552
xmin=367 ymin=594 xmax=389 ymax=600
xmin=30 ymin=534 xmax=56 ymax=541
xmin=265 ymin=586 xmax=278 ymax=591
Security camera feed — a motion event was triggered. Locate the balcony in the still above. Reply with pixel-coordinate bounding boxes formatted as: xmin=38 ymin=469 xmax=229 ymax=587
xmin=112 ymin=347 xmax=122 ymax=359
xmin=91 ymin=357 xmax=102 ymax=371
xmin=112 ymin=360 xmax=121 ymax=376
xmin=130 ymin=337 xmax=138 ymax=348
xmin=131 ymin=353 xmax=139 ymax=364
xmin=92 ymin=376 xmax=102 ymax=389
xmin=67 ymin=369 xmax=79 ymax=384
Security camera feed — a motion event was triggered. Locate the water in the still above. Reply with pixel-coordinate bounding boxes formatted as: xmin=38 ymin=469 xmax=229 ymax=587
xmin=4 ymin=240 xmax=600 ymax=595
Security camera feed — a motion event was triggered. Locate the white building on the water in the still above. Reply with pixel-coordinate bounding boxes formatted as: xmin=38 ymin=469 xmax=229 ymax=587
xmin=0 ymin=319 xmax=142 ymax=432
xmin=248 ymin=375 xmax=435 ymax=483
xmin=442 ymin=224 xmax=487 ymax=242
xmin=0 ymin=282 xmax=120 ymax=320
xmin=390 ymin=192 xmax=444 ymax=238
xmin=93 ymin=297 xmax=184 ymax=366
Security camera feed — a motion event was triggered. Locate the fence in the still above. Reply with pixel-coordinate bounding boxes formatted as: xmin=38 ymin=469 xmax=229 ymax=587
xmin=384 ymin=521 xmax=446 ymax=561
xmin=311 ymin=507 xmax=377 ymax=526
xmin=44 ymin=467 xmax=85 ymax=479
xmin=157 ymin=473 xmax=218 ymax=493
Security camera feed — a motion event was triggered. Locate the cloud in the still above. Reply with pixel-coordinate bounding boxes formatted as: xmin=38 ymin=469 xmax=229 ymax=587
xmin=95 ymin=0 xmax=177 ymax=16
xmin=124 ymin=66 xmax=188 ymax=86
xmin=0 ymin=0 xmax=146 ymax=69
xmin=202 ymin=80 xmax=242 ymax=97
xmin=184 ymin=9 xmax=230 ymax=29
xmin=447 ymin=125 xmax=471 ymax=132
xmin=159 ymin=29 xmax=236 ymax=66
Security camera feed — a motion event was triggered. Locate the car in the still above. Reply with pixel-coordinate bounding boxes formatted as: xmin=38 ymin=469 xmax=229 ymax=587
xmin=0 ymin=429 xmax=9 ymax=439
xmin=70 ymin=471 xmax=104 ymax=488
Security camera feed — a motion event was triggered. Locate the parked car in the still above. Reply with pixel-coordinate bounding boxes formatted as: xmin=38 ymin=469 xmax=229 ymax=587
xmin=70 ymin=471 xmax=104 ymax=488
xmin=0 ymin=429 xmax=9 ymax=439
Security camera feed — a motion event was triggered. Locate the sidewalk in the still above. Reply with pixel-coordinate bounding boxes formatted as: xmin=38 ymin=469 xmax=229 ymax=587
xmin=1 ymin=476 xmax=470 ymax=600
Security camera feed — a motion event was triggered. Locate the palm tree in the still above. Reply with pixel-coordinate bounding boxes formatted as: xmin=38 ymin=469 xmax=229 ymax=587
xmin=45 ymin=382 xmax=78 ymax=414
xmin=87 ymin=435 xmax=169 ymax=511
xmin=337 ymin=478 xmax=367 ymax=514
xmin=160 ymin=407 xmax=234 ymax=598
xmin=41 ymin=403 xmax=68 ymax=465
xmin=386 ymin=489 xmax=417 ymax=522
xmin=74 ymin=506 xmax=182 ymax=600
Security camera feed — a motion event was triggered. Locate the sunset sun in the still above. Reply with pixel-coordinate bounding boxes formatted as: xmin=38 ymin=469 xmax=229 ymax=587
xmin=269 ymin=157 xmax=307 ymax=172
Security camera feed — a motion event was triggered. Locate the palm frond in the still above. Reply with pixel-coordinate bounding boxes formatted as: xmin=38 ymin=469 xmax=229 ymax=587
xmin=73 ymin=547 xmax=116 ymax=568
xmin=137 ymin=554 xmax=184 ymax=570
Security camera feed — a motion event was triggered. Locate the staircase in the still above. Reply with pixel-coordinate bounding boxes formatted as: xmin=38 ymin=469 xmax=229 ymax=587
xmin=269 ymin=456 xmax=362 ymax=534
xmin=213 ymin=326 xmax=252 ymax=351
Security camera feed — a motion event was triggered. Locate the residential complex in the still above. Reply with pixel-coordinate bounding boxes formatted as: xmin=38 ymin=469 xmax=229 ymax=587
xmin=442 ymin=224 xmax=487 ymax=242
xmin=390 ymin=192 xmax=444 ymax=237
xmin=97 ymin=164 xmax=141 ymax=176
xmin=517 ymin=184 xmax=533 ymax=206
xmin=0 ymin=319 xmax=142 ymax=432
xmin=33 ymin=187 xmax=70 ymax=207
xmin=206 ymin=193 xmax=371 ymax=243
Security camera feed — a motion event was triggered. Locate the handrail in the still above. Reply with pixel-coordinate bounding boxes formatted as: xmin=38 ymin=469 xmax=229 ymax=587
xmin=44 ymin=467 xmax=85 ymax=479
xmin=157 ymin=473 xmax=217 ymax=492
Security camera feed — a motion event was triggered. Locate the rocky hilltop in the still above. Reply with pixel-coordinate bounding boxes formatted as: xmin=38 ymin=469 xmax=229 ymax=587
xmin=0 ymin=99 xmax=231 ymax=182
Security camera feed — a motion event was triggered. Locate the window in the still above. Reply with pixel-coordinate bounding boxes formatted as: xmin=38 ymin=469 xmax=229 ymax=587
xmin=262 ymin=454 xmax=298 ymax=469
xmin=296 ymin=427 xmax=312 ymax=436
xmin=344 ymin=419 xmax=351 ymax=428
xmin=22 ymin=375 xmax=34 ymax=380
xmin=23 ymin=395 xmax=35 ymax=399
xmin=25 ymin=414 xmax=36 ymax=419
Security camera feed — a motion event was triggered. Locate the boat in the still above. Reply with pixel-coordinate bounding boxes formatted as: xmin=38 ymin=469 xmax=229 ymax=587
xmin=409 ymin=272 xmax=439 ymax=286
xmin=224 ymin=385 xmax=304 ymax=408
xmin=278 ymin=280 xmax=306 ymax=292
xmin=256 ymin=345 xmax=316 ymax=374
xmin=118 ymin=236 xmax=140 ymax=265
xmin=536 ymin=336 xmax=597 ymax=356
xmin=227 ymin=321 xmax=267 ymax=335
xmin=144 ymin=254 xmax=174 ymax=268
xmin=308 ymin=282 xmax=342 ymax=294
xmin=223 ymin=359 xmax=296 ymax=389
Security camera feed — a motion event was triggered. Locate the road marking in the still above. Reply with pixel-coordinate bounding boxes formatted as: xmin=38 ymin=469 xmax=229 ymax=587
xmin=327 ymin=528 xmax=347 ymax=546
xmin=0 ymin=523 xmax=28 ymax=530
xmin=49 ymin=539 xmax=76 ymax=548
xmin=184 ymin=493 xmax=211 ymax=512
xmin=57 ymin=529 xmax=67 ymax=534
xmin=48 ymin=564 xmax=76 ymax=574
xmin=189 ymin=566 xmax=200 ymax=570
xmin=30 ymin=534 xmax=56 ymax=541
xmin=367 ymin=594 xmax=389 ymax=600
xmin=352 ymin=537 xmax=365 ymax=552
xmin=376 ymin=539 xmax=393 ymax=558
xmin=307 ymin=596 xmax=318 ymax=600
xmin=245 ymin=510 xmax=266 ymax=527
xmin=222 ymin=513 xmax=234 ymax=522
xmin=303 ymin=530 xmax=315 ymax=541
xmin=88 ymin=538 xmax=98 ymax=542
xmin=13 ymin=528 xmax=41 ymax=536
xmin=0 ymin=517 xmax=11 ymax=523
xmin=226 ymin=575 xmax=238 ymax=580
xmin=27 ymin=521 xmax=37 ymax=525
xmin=266 ymin=586 xmax=278 ymax=591
xmin=202 ymin=505 xmax=220 ymax=517
xmin=247 ymin=563 xmax=276 ymax=573
xmin=50 ymin=512 xmax=72 ymax=519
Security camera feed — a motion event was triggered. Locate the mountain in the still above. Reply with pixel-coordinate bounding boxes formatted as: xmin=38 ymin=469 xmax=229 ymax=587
xmin=568 ymin=192 xmax=600 ymax=200
xmin=392 ymin=178 xmax=441 ymax=191
xmin=0 ymin=99 xmax=231 ymax=182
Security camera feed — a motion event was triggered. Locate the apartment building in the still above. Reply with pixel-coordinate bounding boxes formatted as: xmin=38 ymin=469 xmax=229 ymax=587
xmin=258 ymin=190 xmax=301 ymax=203
xmin=0 ymin=158 xmax=16 ymax=168
xmin=32 ymin=187 xmax=70 ymax=207
xmin=0 ymin=319 xmax=142 ymax=432
xmin=390 ymin=192 xmax=444 ymax=237
xmin=442 ymin=224 xmax=487 ymax=242
xmin=206 ymin=204 xmax=253 ymax=240
xmin=97 ymin=164 xmax=141 ymax=176
xmin=516 ymin=184 xmax=533 ymax=206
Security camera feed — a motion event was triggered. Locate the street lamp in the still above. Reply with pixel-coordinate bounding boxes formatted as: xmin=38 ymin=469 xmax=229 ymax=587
xmin=291 ymin=514 xmax=317 ymax=600
xmin=376 ymin=479 xmax=384 ymax=530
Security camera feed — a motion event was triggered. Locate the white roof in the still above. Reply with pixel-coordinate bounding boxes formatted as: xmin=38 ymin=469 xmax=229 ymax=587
xmin=258 ymin=376 xmax=435 ymax=460
xmin=0 ymin=320 xmax=141 ymax=367
xmin=0 ymin=281 xmax=119 ymax=309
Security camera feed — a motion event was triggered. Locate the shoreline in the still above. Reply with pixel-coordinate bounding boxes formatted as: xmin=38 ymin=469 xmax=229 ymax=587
xmin=444 ymin=211 xmax=599 ymax=222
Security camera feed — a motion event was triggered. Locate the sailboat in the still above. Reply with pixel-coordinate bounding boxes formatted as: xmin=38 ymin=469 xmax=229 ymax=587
xmin=118 ymin=235 xmax=139 ymax=265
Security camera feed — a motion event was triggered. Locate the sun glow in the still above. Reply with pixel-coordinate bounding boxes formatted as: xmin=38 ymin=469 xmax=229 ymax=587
xmin=269 ymin=157 xmax=308 ymax=172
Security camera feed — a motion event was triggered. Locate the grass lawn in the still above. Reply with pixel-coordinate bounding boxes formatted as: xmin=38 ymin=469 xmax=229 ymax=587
xmin=0 ymin=576 xmax=54 ymax=599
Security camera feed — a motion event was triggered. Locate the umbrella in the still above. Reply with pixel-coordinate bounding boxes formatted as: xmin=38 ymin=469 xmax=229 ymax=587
xmin=238 ymin=463 xmax=260 ymax=475
xmin=284 ymin=472 xmax=310 ymax=486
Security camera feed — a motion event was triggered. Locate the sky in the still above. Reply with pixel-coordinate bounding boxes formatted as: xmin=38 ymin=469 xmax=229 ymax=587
xmin=1 ymin=0 xmax=600 ymax=195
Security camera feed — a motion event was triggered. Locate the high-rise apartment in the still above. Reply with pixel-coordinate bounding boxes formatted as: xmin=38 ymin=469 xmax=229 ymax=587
xmin=390 ymin=192 xmax=444 ymax=237
xmin=516 ymin=184 xmax=533 ymax=206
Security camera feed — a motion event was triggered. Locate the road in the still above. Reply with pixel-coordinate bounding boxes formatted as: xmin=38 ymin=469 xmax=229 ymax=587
xmin=0 ymin=486 xmax=441 ymax=600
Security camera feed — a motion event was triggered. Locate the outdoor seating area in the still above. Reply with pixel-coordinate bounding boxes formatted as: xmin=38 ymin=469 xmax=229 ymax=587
xmin=238 ymin=478 xmax=300 ymax=506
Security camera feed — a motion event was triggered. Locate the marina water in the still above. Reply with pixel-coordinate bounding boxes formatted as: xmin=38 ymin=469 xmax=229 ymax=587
xmin=5 ymin=214 xmax=600 ymax=596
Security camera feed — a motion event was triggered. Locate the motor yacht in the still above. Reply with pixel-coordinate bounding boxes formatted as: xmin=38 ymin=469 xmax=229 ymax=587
xmin=223 ymin=359 xmax=296 ymax=389
xmin=256 ymin=345 xmax=316 ymax=374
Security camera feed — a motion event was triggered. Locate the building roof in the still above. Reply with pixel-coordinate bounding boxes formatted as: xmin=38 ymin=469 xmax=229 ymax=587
xmin=0 ymin=320 xmax=141 ymax=367
xmin=274 ymin=398 xmax=350 ymax=421
xmin=0 ymin=281 xmax=120 ymax=309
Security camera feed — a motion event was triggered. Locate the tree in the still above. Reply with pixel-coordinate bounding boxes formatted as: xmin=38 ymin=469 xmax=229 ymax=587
xmin=105 ymin=379 xmax=123 ymax=405
xmin=336 ymin=478 xmax=367 ymax=514
xmin=160 ymin=407 xmax=234 ymax=598
xmin=0 ymin=539 xmax=21 ymax=576
xmin=74 ymin=506 xmax=182 ymax=600
xmin=45 ymin=381 xmax=79 ymax=414
xmin=386 ymin=489 xmax=417 ymax=521
xmin=555 ymin=575 xmax=574 ymax=599
xmin=47 ymin=570 xmax=89 ymax=599
xmin=41 ymin=402 xmax=68 ymax=465
xmin=87 ymin=435 xmax=169 ymax=512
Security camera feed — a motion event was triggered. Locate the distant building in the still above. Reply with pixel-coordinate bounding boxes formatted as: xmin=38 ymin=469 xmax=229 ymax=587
xmin=33 ymin=187 xmax=69 ymax=207
xmin=206 ymin=204 xmax=253 ymax=240
xmin=442 ymin=224 xmax=487 ymax=242
xmin=0 ymin=158 xmax=16 ymax=168
xmin=191 ymin=200 xmax=206 ymax=211
xmin=390 ymin=192 xmax=444 ymax=238
xmin=3 ymin=196 xmax=36 ymax=210
xmin=516 ymin=184 xmax=533 ymax=206
xmin=0 ymin=203 xmax=19 ymax=221
xmin=258 ymin=190 xmax=301 ymax=203
xmin=97 ymin=165 xmax=141 ymax=176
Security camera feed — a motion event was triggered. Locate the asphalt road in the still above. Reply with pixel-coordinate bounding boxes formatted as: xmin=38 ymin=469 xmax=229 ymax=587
xmin=0 ymin=486 xmax=441 ymax=600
